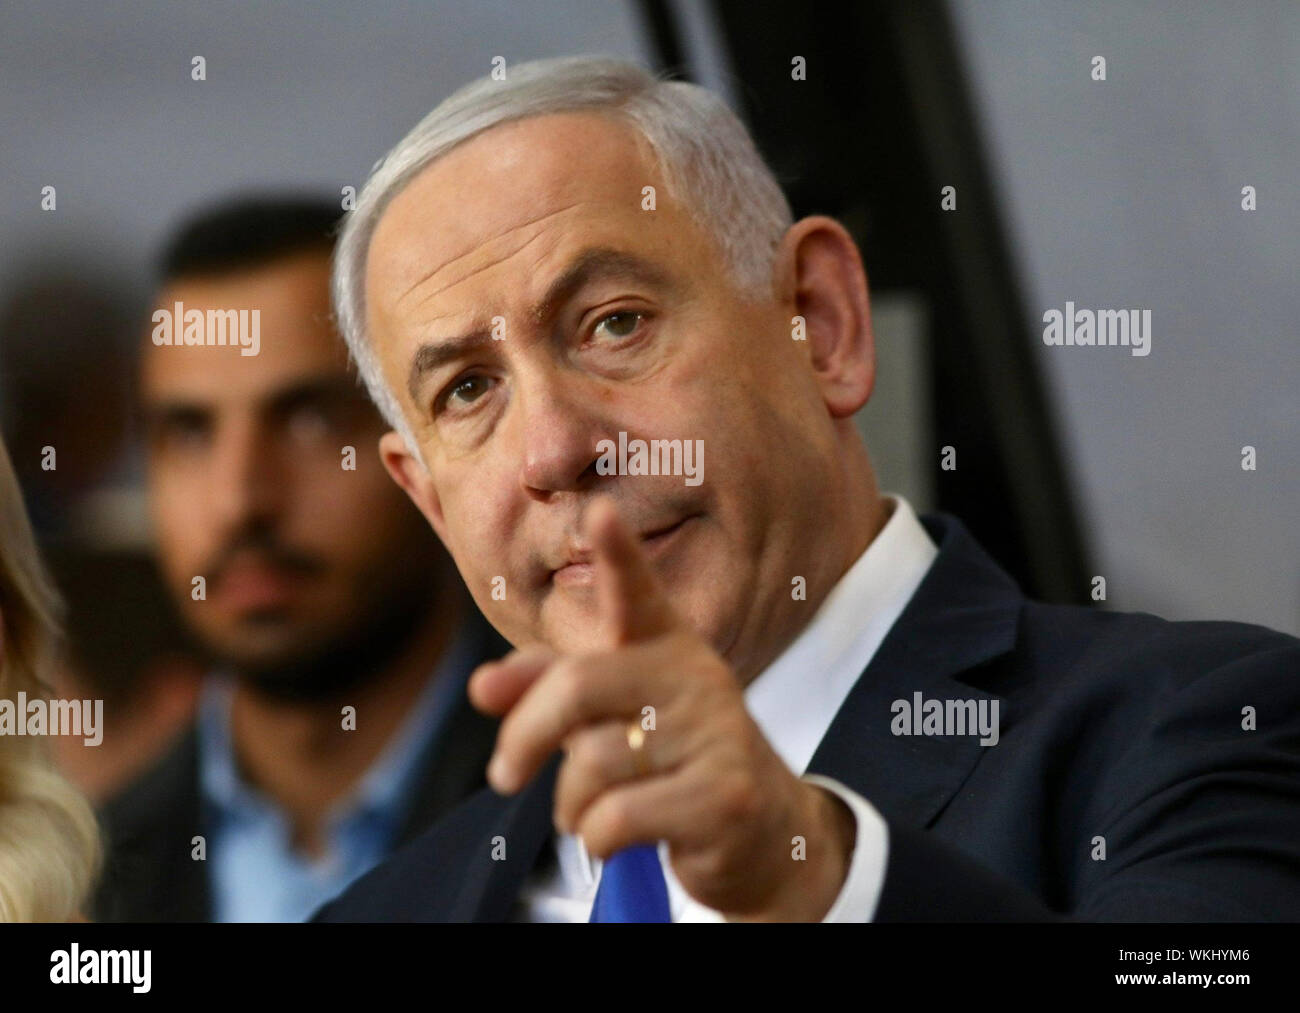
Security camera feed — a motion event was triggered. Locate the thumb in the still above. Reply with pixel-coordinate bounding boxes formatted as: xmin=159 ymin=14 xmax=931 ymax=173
xmin=586 ymin=495 xmax=679 ymax=645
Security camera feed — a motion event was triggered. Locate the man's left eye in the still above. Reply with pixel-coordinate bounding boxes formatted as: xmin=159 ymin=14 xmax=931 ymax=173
xmin=592 ymin=310 xmax=644 ymax=342
xmin=287 ymin=406 xmax=333 ymax=444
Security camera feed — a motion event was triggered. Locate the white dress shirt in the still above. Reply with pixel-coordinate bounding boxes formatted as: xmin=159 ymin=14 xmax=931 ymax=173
xmin=513 ymin=494 xmax=939 ymax=922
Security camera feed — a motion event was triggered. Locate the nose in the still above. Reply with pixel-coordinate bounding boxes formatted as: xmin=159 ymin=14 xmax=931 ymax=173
xmin=515 ymin=370 xmax=608 ymax=497
xmin=208 ymin=413 xmax=284 ymax=533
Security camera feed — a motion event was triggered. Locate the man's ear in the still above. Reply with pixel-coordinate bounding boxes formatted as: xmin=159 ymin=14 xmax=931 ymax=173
xmin=379 ymin=431 xmax=449 ymax=545
xmin=775 ymin=215 xmax=876 ymax=418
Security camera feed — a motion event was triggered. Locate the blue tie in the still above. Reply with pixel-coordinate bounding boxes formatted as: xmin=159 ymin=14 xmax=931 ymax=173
xmin=589 ymin=844 xmax=671 ymax=922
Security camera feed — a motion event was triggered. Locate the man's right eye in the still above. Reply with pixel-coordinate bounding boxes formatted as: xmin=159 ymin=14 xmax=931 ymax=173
xmin=153 ymin=415 xmax=210 ymax=450
xmin=439 ymin=374 xmax=493 ymax=414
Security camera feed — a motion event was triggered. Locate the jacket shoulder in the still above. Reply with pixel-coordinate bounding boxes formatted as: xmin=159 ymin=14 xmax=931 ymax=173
xmin=98 ymin=725 xmax=200 ymax=832
xmin=93 ymin=725 xmax=206 ymax=921
xmin=1013 ymin=601 xmax=1299 ymax=695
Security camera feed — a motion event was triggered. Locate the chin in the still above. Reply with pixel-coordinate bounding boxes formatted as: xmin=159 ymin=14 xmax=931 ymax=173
xmin=542 ymin=606 xmax=609 ymax=655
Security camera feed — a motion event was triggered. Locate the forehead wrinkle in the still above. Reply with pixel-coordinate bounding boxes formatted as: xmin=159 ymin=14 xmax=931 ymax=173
xmin=408 ymin=227 xmax=549 ymax=322
xmin=389 ymin=200 xmax=586 ymax=315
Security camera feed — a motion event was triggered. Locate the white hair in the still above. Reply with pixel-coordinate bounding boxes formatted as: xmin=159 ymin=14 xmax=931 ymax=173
xmin=332 ymin=55 xmax=794 ymax=453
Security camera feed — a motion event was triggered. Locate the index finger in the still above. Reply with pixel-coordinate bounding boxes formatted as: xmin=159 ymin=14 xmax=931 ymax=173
xmin=586 ymin=495 xmax=679 ymax=645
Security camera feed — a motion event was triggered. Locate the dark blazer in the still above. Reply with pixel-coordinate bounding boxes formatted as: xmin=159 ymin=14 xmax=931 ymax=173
xmin=312 ymin=513 xmax=1300 ymax=922
xmin=91 ymin=614 xmax=508 ymax=922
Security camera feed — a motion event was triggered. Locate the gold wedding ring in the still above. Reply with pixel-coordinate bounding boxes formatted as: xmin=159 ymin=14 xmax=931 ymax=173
xmin=626 ymin=721 xmax=652 ymax=777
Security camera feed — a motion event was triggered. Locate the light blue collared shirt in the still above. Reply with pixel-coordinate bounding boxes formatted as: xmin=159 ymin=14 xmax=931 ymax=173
xmin=197 ymin=625 xmax=481 ymax=922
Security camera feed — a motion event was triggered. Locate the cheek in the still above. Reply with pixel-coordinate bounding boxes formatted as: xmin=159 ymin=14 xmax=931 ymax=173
xmin=150 ymin=476 xmax=207 ymax=567
xmin=326 ymin=466 xmax=405 ymax=520
xmin=310 ymin=477 xmax=422 ymax=561
xmin=440 ymin=493 xmax=509 ymax=586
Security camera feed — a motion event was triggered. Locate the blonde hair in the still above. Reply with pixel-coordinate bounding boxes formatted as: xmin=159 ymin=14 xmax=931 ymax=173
xmin=0 ymin=438 xmax=101 ymax=921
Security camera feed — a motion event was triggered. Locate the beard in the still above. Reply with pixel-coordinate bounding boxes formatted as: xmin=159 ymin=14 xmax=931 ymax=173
xmin=207 ymin=567 xmax=444 ymax=704
xmin=185 ymin=519 xmax=453 ymax=704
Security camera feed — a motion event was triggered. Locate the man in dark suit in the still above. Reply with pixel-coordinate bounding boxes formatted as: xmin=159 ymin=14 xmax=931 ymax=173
xmin=93 ymin=197 xmax=503 ymax=922
xmin=312 ymin=57 xmax=1300 ymax=922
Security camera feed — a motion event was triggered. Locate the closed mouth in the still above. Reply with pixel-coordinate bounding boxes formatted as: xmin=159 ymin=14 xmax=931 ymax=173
xmin=550 ymin=513 xmax=697 ymax=584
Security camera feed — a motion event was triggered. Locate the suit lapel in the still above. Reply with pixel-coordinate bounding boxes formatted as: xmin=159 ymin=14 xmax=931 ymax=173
xmin=395 ymin=696 xmax=498 ymax=846
xmin=448 ymin=753 xmax=563 ymax=921
xmin=160 ymin=730 xmax=211 ymax=921
xmin=806 ymin=513 xmax=1021 ymax=830
xmin=394 ymin=614 xmax=553 ymax=922
xmin=96 ymin=727 xmax=211 ymax=921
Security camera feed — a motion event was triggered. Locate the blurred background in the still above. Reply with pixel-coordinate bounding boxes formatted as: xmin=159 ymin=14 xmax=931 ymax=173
xmin=1 ymin=0 xmax=1296 ymax=795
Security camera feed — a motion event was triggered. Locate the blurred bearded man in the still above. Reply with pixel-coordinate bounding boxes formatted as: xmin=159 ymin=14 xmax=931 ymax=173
xmin=93 ymin=197 xmax=506 ymax=922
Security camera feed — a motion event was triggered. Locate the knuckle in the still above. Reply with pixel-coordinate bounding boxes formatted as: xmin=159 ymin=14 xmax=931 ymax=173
xmin=550 ymin=660 xmax=587 ymax=716
xmin=714 ymin=709 xmax=752 ymax=755
xmin=597 ymin=795 xmax=635 ymax=847
xmin=569 ymin=731 xmax=604 ymax=780
xmin=719 ymin=768 xmax=761 ymax=823
xmin=698 ymin=846 xmax=731 ymax=884
xmin=495 ymin=711 xmax=521 ymax=757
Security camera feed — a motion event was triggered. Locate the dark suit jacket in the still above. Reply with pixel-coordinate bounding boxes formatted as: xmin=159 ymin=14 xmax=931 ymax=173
xmin=311 ymin=512 xmax=1300 ymax=922
xmin=92 ymin=614 xmax=508 ymax=922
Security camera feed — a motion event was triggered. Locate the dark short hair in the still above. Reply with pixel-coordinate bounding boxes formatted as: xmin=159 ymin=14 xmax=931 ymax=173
xmin=157 ymin=194 xmax=343 ymax=282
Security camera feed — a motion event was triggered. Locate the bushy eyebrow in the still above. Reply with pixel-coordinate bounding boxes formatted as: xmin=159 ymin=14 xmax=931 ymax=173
xmin=405 ymin=246 xmax=675 ymax=404
xmin=142 ymin=376 xmax=368 ymax=425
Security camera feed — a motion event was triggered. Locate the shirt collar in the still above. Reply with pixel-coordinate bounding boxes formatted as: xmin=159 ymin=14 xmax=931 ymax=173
xmin=196 ymin=673 xmax=246 ymax=818
xmin=744 ymin=493 xmax=937 ymax=774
